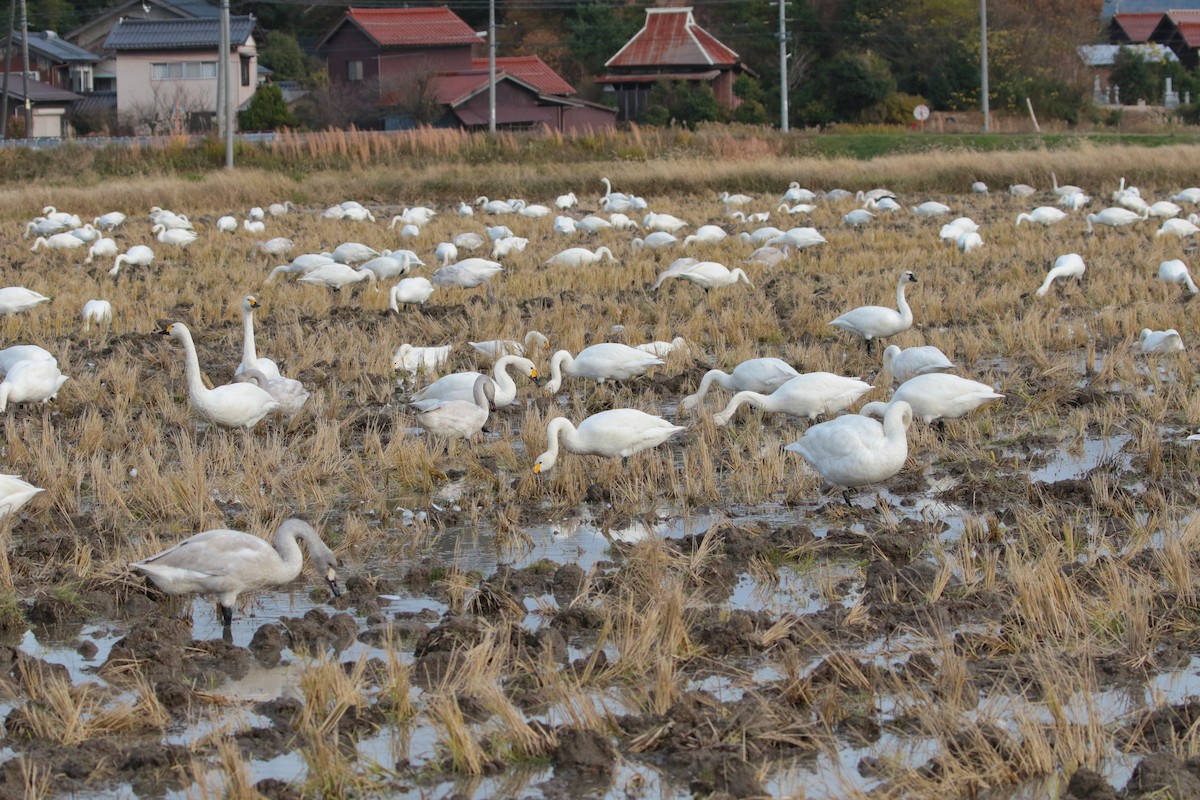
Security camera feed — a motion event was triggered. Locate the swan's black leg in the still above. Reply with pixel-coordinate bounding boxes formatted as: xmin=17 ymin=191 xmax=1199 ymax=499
xmin=842 ymin=489 xmax=853 ymax=507
xmin=865 ymin=339 xmax=875 ymax=357
xmin=219 ymin=603 xmax=234 ymax=628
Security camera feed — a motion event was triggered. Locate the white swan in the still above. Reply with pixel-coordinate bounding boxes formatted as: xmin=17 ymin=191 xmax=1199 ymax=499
xmin=1016 ymin=207 xmax=1067 ymax=226
xmin=744 ymin=246 xmax=790 ymax=267
xmin=553 ymin=216 xmax=578 ymax=235
xmin=0 ymin=345 xmax=54 ymax=375
xmin=828 ymin=271 xmax=917 ymax=352
xmin=258 ymin=238 xmax=294 ymax=257
xmin=410 ymin=374 xmax=495 ymax=440
xmin=1171 ymin=188 xmax=1200 ymax=204
xmin=683 ymin=225 xmax=728 ymax=246
xmin=1157 ymin=219 xmax=1200 ymax=239
xmin=0 ymin=287 xmax=50 ymax=315
xmin=519 ymin=204 xmax=551 ymax=219
xmin=719 ymin=191 xmax=753 ymax=206
xmin=1059 ymin=192 xmax=1091 ymax=210
xmin=389 ymin=277 xmax=435 ymax=310
xmin=636 ymin=337 xmax=688 ymax=357
xmin=860 ymin=374 xmax=1003 ymax=423
xmin=957 ymin=231 xmax=983 ymax=253
xmin=68 ymin=224 xmax=101 ymax=243
xmin=711 ymin=372 xmax=873 ymax=427
xmin=1009 ymin=184 xmax=1037 ymax=197
xmin=486 ymin=225 xmax=514 ymax=241
xmin=248 ymin=206 xmax=265 ymax=221
xmin=30 ymin=233 xmax=85 ymax=251
xmin=1158 ymin=259 xmax=1198 ymax=294
xmin=111 ymin=245 xmax=154 ymax=277
xmin=458 ymin=201 xmax=474 ymax=217
xmin=1086 ymin=207 xmax=1148 ymax=233
xmin=882 ymin=345 xmax=954 ymax=384
xmin=555 ymin=192 xmax=578 ymax=209
xmin=651 ymin=261 xmax=751 ymax=291
xmin=410 ymin=355 xmax=537 ymax=409
xmin=476 ymin=196 xmax=517 ymax=215
xmin=298 ymin=264 xmax=377 ymax=290
xmin=235 ymin=296 xmax=280 ymax=379
xmin=971 ymin=181 xmax=989 ymax=195
xmin=234 ymin=368 xmax=310 ymax=417
xmin=131 ymin=518 xmax=340 ymax=627
xmin=778 ymin=203 xmax=816 ymax=215
xmin=0 ymin=359 xmax=68 ymax=411
xmin=435 ymin=242 xmax=458 ymax=265
xmin=740 ymin=226 xmax=786 ymax=246
xmin=609 ymin=212 xmax=640 ymax=230
xmin=632 ymin=232 xmax=678 ymax=250
xmin=843 ymin=210 xmax=875 ymax=226
xmin=157 ymin=322 xmax=280 ymax=428
xmin=216 ymin=216 xmax=237 ymax=233
xmin=389 ymin=207 xmax=436 ymax=228
xmin=643 ymin=212 xmax=689 ymax=233
xmin=393 ymin=343 xmax=453 ymax=375
xmin=432 ymin=259 xmax=504 ymax=299
xmin=0 ymin=475 xmax=43 ymax=518
xmin=1117 ymin=194 xmax=1150 ymax=214
xmin=532 ymin=409 xmax=685 ymax=474
xmin=1149 ymin=201 xmax=1182 ymax=219
xmin=1035 ymin=253 xmax=1085 ymax=297
xmin=1050 ymin=172 xmax=1083 ymax=197
xmin=360 ymin=251 xmax=412 ymax=280
xmin=766 ymin=227 xmax=826 ymax=250
xmin=42 ymin=207 xmax=81 ymax=227
xmin=784 ymin=400 xmax=913 ymax=496
xmin=543 ymin=344 xmax=663 ymax=393
xmin=152 ymin=224 xmax=198 ymax=246
xmin=782 ymin=183 xmax=817 ymax=204
xmin=546 ymin=247 xmax=616 ymax=268
xmin=865 ymin=196 xmax=901 ymax=212
xmin=330 ymin=242 xmax=378 ymax=264
xmin=911 ymin=201 xmax=951 ymax=217
xmin=468 ymin=331 xmax=549 ymax=360
xmin=268 ymin=201 xmax=295 ymax=216
xmin=86 ymin=237 xmax=118 ymax=263
xmin=93 ymin=211 xmax=126 ymax=230
xmin=491 ymin=236 xmax=530 ymax=259
xmin=1140 ymin=328 xmax=1185 ymax=353
xmin=82 ymin=299 xmax=112 ymax=332
xmin=680 ymin=358 xmax=799 ymax=411
xmin=24 ymin=218 xmax=67 ymax=238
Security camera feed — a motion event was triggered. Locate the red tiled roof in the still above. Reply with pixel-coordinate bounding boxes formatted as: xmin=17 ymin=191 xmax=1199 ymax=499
xmin=1175 ymin=19 xmax=1200 ymax=45
xmin=432 ymin=69 xmax=552 ymax=106
xmin=1112 ymin=12 xmax=1165 ymax=42
xmin=470 ymin=55 xmax=575 ymax=96
xmin=595 ymin=70 xmax=721 ymax=84
xmin=605 ymin=7 xmax=738 ymax=69
xmin=340 ymin=7 xmax=478 ymax=48
xmin=1168 ymin=9 xmax=1200 ymax=22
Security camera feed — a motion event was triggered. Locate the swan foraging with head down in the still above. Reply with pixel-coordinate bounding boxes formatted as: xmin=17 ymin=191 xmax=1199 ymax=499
xmin=157 ymin=322 xmax=280 ymax=428
xmin=298 ymin=264 xmax=377 ymax=291
xmin=469 ymin=331 xmax=549 ymax=360
xmin=1140 ymin=328 xmax=1185 ymax=353
xmin=258 ymin=238 xmax=294 ymax=258
xmin=859 ymin=374 xmax=1003 ymax=423
xmin=843 ymin=209 xmax=875 ymax=227
xmin=393 ymin=343 xmax=453 ymax=376
xmin=0 ymin=359 xmax=68 ymax=411
xmin=556 ymin=192 xmax=578 ymax=210
xmin=882 ymin=345 xmax=954 ymax=384
xmin=828 ymin=271 xmax=917 ymax=353
xmin=86 ymin=237 xmax=118 ymax=263
xmin=533 ymin=409 xmax=685 ymax=474
xmin=1035 ymin=253 xmax=1085 ymax=297
xmin=1086 ymin=206 xmax=1148 ymax=233
xmin=1157 ymin=218 xmax=1200 ymax=239
xmin=766 ymin=227 xmax=826 ymax=250
xmin=546 ymin=247 xmax=615 ymax=268
xmin=1172 ymin=188 xmax=1200 ymax=204
xmin=410 ymin=355 xmax=537 ymax=409
xmin=711 ymin=372 xmax=873 ymax=427
xmin=543 ymin=344 xmax=663 ymax=393
xmin=683 ymin=225 xmax=728 ymax=246
xmin=1009 ymin=184 xmax=1037 ymax=197
xmin=911 ymin=201 xmax=952 ymax=217
xmin=651 ymin=261 xmax=751 ymax=292
xmin=1158 ymin=259 xmax=1198 ymax=294
xmin=1059 ymin=192 xmax=1091 ymax=210
xmin=131 ymin=518 xmax=340 ymax=628
xmin=785 ymin=400 xmax=913 ymax=500
xmin=359 ymin=251 xmax=412 ymax=280
xmin=93 ymin=211 xmax=126 ymax=231
xmin=389 ymin=277 xmax=435 ymax=310
xmin=432 ymin=259 xmax=503 ymax=300
xmin=1016 ymin=207 xmax=1068 ymax=226
xmin=330 ymin=242 xmax=378 ymax=265
xmin=632 ymin=232 xmax=678 ymax=250
xmin=30 ymin=233 xmax=86 ymax=251
xmin=81 ymin=299 xmax=112 ymax=333
xmin=410 ymin=374 xmax=496 ymax=441
xmin=681 ymin=357 xmax=800 ymax=411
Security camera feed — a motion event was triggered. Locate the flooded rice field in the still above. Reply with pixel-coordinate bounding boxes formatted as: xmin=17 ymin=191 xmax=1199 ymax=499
xmin=3 ymin=160 xmax=1200 ymax=799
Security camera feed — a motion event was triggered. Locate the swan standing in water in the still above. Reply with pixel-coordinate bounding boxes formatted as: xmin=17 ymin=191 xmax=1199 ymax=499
xmin=410 ymin=355 xmax=538 ymax=409
xmin=533 ymin=409 xmax=685 ymax=473
xmin=131 ymin=518 xmax=341 ymax=628
xmin=785 ymin=400 xmax=913 ymax=504
xmin=410 ymin=374 xmax=496 ymax=441
xmin=681 ymin=358 xmax=799 ymax=411
xmin=1035 ymin=253 xmax=1085 ymax=297
xmin=543 ymin=344 xmax=664 ymax=393
xmin=859 ymin=374 xmax=1003 ymax=424
xmin=882 ymin=345 xmax=954 ymax=384
xmin=711 ymin=373 xmax=873 ymax=427
xmin=157 ymin=323 xmax=280 ymax=428
xmin=828 ymin=271 xmax=917 ymax=353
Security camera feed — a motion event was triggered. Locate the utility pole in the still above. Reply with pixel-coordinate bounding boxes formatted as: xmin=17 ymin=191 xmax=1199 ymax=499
xmin=980 ymin=0 xmax=989 ymax=131
xmin=220 ymin=0 xmax=233 ymax=167
xmin=2 ymin=0 xmax=15 ymax=138
xmin=487 ymin=0 xmax=496 ymax=133
xmin=18 ymin=0 xmax=29 ymax=136
xmin=777 ymin=0 xmax=788 ymax=132
xmin=216 ymin=0 xmax=226 ymax=139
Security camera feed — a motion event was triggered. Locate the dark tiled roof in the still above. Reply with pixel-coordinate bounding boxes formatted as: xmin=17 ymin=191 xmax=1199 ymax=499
xmin=0 ymin=73 xmax=81 ymax=102
xmin=9 ymin=30 xmax=99 ymax=62
xmin=104 ymin=17 xmax=255 ymax=50
xmin=71 ymin=90 xmax=117 ymax=114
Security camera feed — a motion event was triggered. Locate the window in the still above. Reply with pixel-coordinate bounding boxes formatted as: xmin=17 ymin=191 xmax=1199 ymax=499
xmin=347 ymin=60 xmax=363 ymax=82
xmin=69 ymin=65 xmax=93 ymax=93
xmin=240 ymin=56 xmax=250 ymax=87
xmin=151 ymin=61 xmax=217 ymax=81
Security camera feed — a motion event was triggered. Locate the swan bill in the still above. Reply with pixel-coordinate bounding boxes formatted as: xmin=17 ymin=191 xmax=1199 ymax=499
xmin=326 ymin=567 xmax=342 ymax=597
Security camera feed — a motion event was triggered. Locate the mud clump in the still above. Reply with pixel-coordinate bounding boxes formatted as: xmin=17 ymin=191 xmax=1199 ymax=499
xmin=552 ymin=726 xmax=616 ymax=774
xmin=280 ymin=609 xmax=358 ymax=654
xmin=687 ymin=752 xmax=767 ymax=799
xmin=1124 ymin=752 xmax=1200 ymax=798
xmin=1065 ymin=768 xmax=1119 ymax=800
xmin=103 ymin=618 xmax=252 ymax=691
xmin=250 ymin=622 xmax=287 ymax=667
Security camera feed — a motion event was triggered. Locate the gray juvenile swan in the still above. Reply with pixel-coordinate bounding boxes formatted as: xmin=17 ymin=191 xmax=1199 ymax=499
xmin=131 ymin=518 xmax=341 ymax=627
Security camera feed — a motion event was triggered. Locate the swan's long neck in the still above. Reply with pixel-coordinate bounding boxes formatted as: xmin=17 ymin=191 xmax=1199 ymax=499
xmin=541 ymin=417 xmax=579 ymax=470
xmin=895 ymin=279 xmax=913 ymax=325
xmin=546 ymin=350 xmax=573 ymax=393
xmin=602 ymin=178 xmax=612 ymax=199
xmin=271 ymin=522 xmax=311 ymax=584
xmin=242 ymin=306 xmax=259 ymax=369
xmin=717 ymin=390 xmax=768 ymax=422
xmin=492 ymin=357 xmax=518 ymax=396
xmin=883 ymin=404 xmax=911 ymax=444
xmin=176 ymin=329 xmax=210 ymax=405
xmin=1185 ymin=273 xmax=1199 ymax=294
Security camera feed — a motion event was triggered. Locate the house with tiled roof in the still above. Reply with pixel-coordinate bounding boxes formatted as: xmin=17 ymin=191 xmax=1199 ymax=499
xmin=316 ymin=7 xmax=613 ymax=132
xmin=1108 ymin=9 xmax=1200 ymax=66
xmin=0 ymin=73 xmax=81 ymax=136
xmin=1 ymin=30 xmax=99 ymax=93
xmin=103 ymin=17 xmax=258 ymax=132
xmin=596 ymin=7 xmax=749 ymax=121
xmin=69 ymin=0 xmax=220 ymax=56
